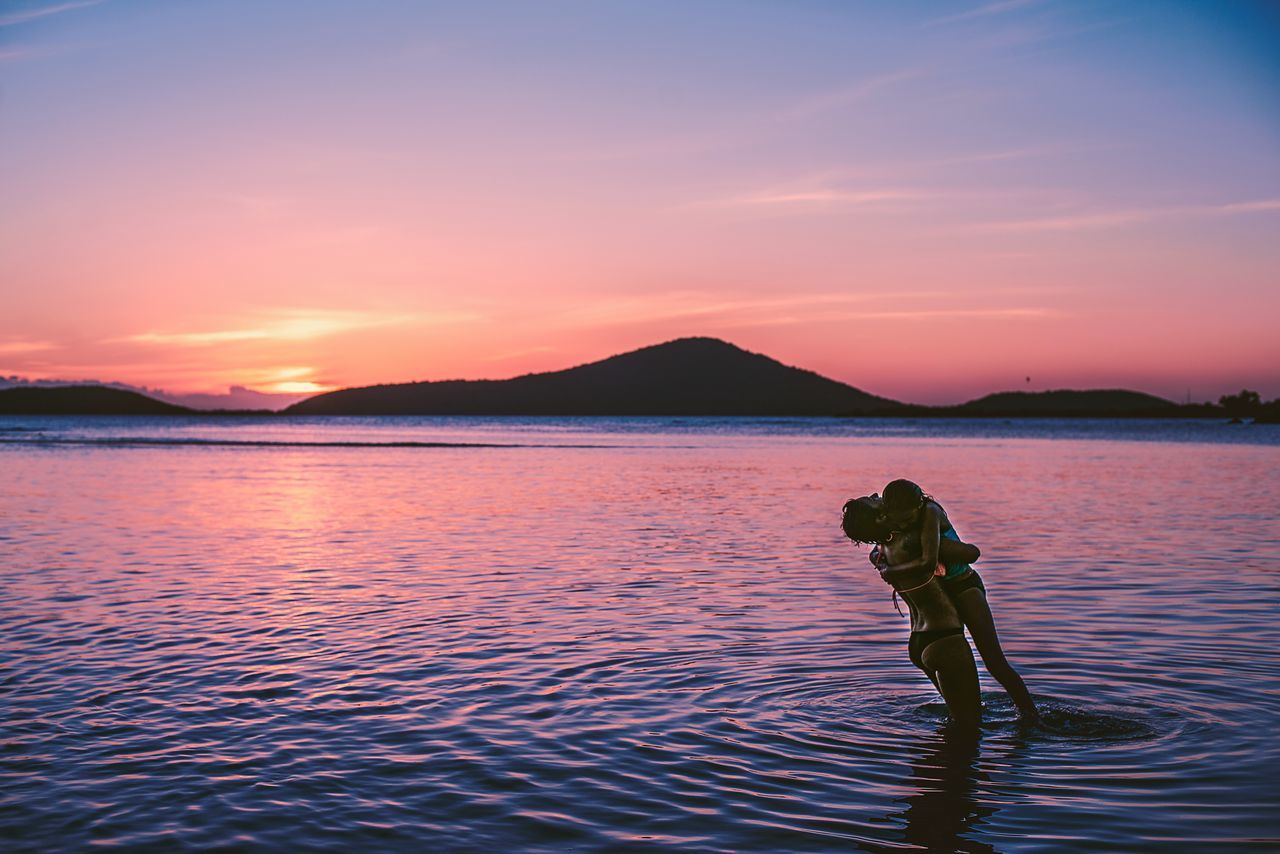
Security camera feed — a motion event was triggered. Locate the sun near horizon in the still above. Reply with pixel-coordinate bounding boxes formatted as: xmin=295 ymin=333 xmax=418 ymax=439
xmin=2 ymin=1 xmax=1278 ymax=405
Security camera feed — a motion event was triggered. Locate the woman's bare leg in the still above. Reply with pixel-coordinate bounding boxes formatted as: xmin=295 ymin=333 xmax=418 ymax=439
xmin=952 ymin=587 xmax=1039 ymax=721
xmin=921 ymin=634 xmax=982 ymax=729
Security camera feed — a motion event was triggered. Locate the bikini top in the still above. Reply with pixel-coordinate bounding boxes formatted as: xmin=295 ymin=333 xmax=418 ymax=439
xmin=893 ymin=572 xmax=963 ymax=627
xmin=927 ymin=500 xmax=971 ymax=579
xmin=889 ymin=565 xmax=948 ymax=618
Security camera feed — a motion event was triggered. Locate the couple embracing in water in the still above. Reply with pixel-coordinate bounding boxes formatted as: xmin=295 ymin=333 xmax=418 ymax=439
xmin=842 ymin=480 xmax=1040 ymax=728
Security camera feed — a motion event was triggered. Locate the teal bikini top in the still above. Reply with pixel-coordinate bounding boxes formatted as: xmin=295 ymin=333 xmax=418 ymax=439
xmin=941 ymin=527 xmax=971 ymax=578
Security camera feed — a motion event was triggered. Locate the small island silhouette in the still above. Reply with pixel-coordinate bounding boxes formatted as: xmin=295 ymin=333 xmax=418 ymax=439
xmin=1 ymin=337 xmax=1274 ymax=421
xmin=0 ymin=385 xmax=193 ymax=415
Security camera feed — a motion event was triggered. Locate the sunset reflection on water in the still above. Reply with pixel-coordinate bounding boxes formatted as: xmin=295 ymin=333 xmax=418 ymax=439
xmin=2 ymin=417 xmax=1277 ymax=850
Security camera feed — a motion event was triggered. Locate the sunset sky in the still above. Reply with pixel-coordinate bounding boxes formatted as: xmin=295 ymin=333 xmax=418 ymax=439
xmin=2 ymin=0 xmax=1277 ymax=404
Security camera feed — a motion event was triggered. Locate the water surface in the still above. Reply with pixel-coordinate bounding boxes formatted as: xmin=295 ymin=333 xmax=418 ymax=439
xmin=2 ymin=417 xmax=1277 ymax=850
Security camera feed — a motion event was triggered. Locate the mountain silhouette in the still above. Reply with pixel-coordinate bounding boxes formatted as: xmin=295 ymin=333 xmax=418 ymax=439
xmin=286 ymin=337 xmax=896 ymax=416
xmin=0 ymin=342 xmax=1217 ymax=419
xmin=949 ymin=389 xmax=1174 ymax=416
xmin=0 ymin=385 xmax=193 ymax=415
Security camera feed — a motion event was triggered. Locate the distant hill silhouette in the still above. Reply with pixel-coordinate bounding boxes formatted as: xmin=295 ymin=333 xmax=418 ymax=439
xmin=0 ymin=377 xmax=305 ymax=411
xmin=286 ymin=337 xmax=897 ymax=416
xmin=0 ymin=385 xmax=193 ymax=415
xmin=0 ymin=342 xmax=1250 ymax=420
xmin=951 ymin=389 xmax=1175 ymax=417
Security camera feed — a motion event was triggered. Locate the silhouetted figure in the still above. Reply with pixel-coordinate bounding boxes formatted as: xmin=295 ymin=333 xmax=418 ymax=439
xmin=878 ymin=480 xmax=1040 ymax=723
xmin=843 ymin=497 xmax=982 ymax=729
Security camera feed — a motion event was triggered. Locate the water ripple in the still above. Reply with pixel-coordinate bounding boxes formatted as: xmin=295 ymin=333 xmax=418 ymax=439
xmin=1 ymin=423 xmax=1277 ymax=850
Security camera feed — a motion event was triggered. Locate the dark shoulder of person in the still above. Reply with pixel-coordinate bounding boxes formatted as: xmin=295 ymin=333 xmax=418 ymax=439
xmin=925 ymin=499 xmax=951 ymax=532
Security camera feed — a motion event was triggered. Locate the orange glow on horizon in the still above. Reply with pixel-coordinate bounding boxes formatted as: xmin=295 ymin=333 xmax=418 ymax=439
xmin=262 ymin=381 xmax=338 ymax=395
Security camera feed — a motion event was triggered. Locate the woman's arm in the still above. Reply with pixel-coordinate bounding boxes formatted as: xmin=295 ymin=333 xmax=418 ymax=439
xmin=938 ymin=538 xmax=980 ymax=565
xmin=878 ymin=503 xmax=943 ymax=583
xmin=881 ymin=517 xmax=981 ymax=585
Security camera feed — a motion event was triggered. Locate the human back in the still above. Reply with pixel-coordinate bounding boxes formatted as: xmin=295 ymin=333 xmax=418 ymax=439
xmin=881 ymin=528 xmax=964 ymax=635
xmin=879 ymin=479 xmax=1041 ymax=723
xmin=843 ymin=496 xmax=981 ymax=727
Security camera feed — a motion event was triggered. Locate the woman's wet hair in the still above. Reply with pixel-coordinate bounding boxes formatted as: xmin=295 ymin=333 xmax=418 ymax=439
xmin=883 ymin=479 xmax=925 ymax=517
xmin=841 ymin=496 xmax=890 ymax=544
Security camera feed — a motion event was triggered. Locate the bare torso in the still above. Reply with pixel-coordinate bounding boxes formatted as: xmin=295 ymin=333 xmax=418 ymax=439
xmin=881 ymin=530 xmax=963 ymax=634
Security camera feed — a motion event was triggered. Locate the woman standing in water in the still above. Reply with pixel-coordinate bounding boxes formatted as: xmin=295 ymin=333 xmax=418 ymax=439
xmin=843 ymin=497 xmax=982 ymax=729
xmin=877 ymin=479 xmax=1040 ymax=723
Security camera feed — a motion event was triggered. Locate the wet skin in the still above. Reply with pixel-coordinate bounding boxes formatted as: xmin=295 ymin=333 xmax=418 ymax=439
xmin=879 ymin=528 xmax=982 ymax=728
xmin=870 ymin=494 xmax=1040 ymax=722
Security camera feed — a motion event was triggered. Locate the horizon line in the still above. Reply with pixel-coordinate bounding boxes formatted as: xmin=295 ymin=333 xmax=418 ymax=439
xmin=4 ymin=335 xmax=1268 ymax=410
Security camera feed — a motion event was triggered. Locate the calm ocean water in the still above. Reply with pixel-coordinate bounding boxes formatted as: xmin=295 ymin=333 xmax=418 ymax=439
xmin=2 ymin=416 xmax=1278 ymax=851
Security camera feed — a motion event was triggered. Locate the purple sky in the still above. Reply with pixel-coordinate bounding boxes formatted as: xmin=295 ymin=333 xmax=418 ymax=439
xmin=2 ymin=0 xmax=1277 ymax=403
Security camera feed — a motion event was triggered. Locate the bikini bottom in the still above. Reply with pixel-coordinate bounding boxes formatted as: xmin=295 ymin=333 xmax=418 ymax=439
xmin=941 ymin=568 xmax=986 ymax=597
xmin=909 ymin=627 xmax=964 ymax=672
